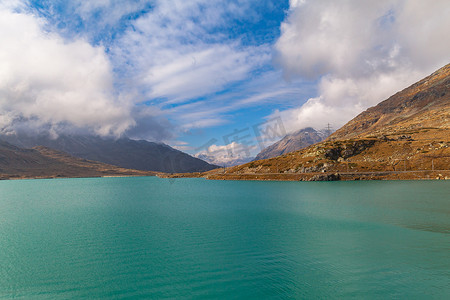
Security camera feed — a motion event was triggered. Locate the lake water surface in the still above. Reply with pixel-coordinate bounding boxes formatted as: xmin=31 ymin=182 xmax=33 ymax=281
xmin=0 ymin=177 xmax=449 ymax=298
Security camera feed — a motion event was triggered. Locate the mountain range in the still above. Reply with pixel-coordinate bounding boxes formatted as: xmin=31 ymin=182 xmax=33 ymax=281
xmin=2 ymin=63 xmax=449 ymax=181
xmin=0 ymin=140 xmax=155 ymax=179
xmin=0 ymin=134 xmax=218 ymax=173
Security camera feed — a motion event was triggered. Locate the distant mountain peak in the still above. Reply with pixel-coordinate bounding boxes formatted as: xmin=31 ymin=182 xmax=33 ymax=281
xmin=254 ymin=127 xmax=327 ymax=161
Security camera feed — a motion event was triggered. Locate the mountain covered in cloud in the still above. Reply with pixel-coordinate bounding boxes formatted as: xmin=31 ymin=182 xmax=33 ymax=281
xmin=254 ymin=127 xmax=327 ymax=161
xmin=1 ymin=134 xmax=218 ymax=173
xmin=194 ymin=142 xmax=254 ymax=167
xmin=195 ymin=153 xmax=253 ymax=168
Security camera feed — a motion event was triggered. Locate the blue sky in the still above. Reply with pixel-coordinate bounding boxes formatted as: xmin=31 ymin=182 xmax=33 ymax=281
xmin=1 ymin=0 xmax=449 ymax=165
xmin=28 ymin=0 xmax=309 ymax=145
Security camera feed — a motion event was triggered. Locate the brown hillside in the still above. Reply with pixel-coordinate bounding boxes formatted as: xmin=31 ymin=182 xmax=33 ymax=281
xmin=330 ymin=63 xmax=449 ymax=140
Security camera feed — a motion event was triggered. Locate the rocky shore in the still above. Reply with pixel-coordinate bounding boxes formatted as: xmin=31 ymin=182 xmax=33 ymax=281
xmin=158 ymin=169 xmax=450 ymax=181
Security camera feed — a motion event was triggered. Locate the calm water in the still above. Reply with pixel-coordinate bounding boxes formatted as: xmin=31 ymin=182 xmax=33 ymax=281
xmin=0 ymin=177 xmax=449 ymax=299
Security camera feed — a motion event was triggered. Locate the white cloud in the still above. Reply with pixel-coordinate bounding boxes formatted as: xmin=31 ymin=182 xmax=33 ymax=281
xmin=113 ymin=0 xmax=270 ymax=105
xmin=195 ymin=142 xmax=255 ymax=167
xmin=273 ymin=0 xmax=450 ymax=132
xmin=289 ymin=0 xmax=305 ymax=9
xmin=0 ymin=0 xmax=24 ymax=10
xmin=74 ymin=0 xmax=148 ymax=26
xmin=0 ymin=4 xmax=134 ymax=136
xmin=164 ymin=70 xmax=315 ymax=130
xmin=143 ymin=44 xmax=268 ymax=103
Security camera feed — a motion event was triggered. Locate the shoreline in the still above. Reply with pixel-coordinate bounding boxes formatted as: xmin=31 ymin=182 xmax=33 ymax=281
xmin=159 ymin=170 xmax=450 ymax=181
xmin=2 ymin=170 xmax=449 ymax=182
xmin=0 ymin=174 xmax=156 ymax=181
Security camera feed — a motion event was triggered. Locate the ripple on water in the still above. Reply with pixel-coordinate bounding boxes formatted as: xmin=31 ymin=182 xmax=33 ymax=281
xmin=0 ymin=178 xmax=449 ymax=298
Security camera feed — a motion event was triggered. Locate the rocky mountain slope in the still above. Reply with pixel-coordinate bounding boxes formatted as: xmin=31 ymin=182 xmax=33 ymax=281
xmin=330 ymin=63 xmax=450 ymax=140
xmin=1 ymin=135 xmax=218 ymax=173
xmin=0 ymin=140 xmax=155 ymax=179
xmin=254 ymin=127 xmax=326 ymax=160
xmin=177 ymin=63 xmax=449 ymax=181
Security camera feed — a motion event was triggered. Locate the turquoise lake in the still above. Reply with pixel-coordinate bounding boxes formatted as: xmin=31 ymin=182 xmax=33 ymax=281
xmin=0 ymin=177 xmax=449 ymax=299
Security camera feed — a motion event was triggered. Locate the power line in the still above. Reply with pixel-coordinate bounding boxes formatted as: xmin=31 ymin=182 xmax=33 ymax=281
xmin=324 ymin=123 xmax=333 ymax=136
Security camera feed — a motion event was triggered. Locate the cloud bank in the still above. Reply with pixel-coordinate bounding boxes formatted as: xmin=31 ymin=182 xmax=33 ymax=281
xmin=0 ymin=3 xmax=134 ymax=137
xmin=273 ymin=0 xmax=450 ymax=132
xmin=0 ymin=0 xmax=279 ymax=141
